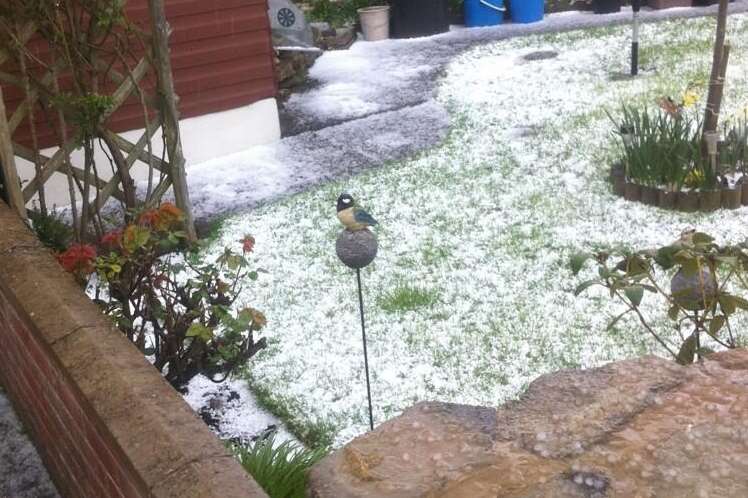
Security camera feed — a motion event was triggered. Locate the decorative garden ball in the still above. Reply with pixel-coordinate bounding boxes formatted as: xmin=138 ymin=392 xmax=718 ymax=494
xmin=336 ymin=229 xmax=378 ymax=269
xmin=670 ymin=266 xmax=718 ymax=311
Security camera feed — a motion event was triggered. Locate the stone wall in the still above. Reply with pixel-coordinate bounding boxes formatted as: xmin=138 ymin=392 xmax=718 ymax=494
xmin=310 ymin=349 xmax=748 ymax=497
xmin=0 ymin=202 xmax=267 ymax=498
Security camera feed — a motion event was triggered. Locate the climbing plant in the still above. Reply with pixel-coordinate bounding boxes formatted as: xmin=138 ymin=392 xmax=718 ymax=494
xmin=0 ymin=0 xmax=195 ymax=240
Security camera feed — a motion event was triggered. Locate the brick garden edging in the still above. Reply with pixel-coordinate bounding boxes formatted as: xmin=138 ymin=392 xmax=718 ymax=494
xmin=0 ymin=203 xmax=267 ymax=498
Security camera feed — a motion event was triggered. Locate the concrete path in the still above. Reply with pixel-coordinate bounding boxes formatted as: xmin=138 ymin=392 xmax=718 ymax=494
xmin=0 ymin=387 xmax=59 ymax=498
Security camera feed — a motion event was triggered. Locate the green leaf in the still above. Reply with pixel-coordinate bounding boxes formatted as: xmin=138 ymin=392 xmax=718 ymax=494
xmin=668 ymin=305 xmax=680 ymax=321
xmin=626 ymin=256 xmax=649 ymax=277
xmin=574 ymin=280 xmax=598 ymax=296
xmin=655 ymin=245 xmax=679 ymax=270
xmin=624 ymin=285 xmax=644 ymax=307
xmin=719 ymin=295 xmax=737 ymax=315
xmin=676 ymin=334 xmax=698 ymax=365
xmin=709 ymin=315 xmax=725 ymax=336
xmin=692 ymin=232 xmax=714 ymax=245
xmin=186 ymin=323 xmax=214 ymax=342
xmin=570 ymin=252 xmax=591 ymax=276
xmin=248 ymin=271 xmax=258 ymax=281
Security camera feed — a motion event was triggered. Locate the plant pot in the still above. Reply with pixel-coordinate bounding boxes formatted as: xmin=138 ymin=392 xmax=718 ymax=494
xmin=593 ymin=0 xmax=622 ymax=13
xmin=700 ymin=190 xmax=722 ymax=212
xmin=464 ymin=0 xmax=505 ymax=27
xmin=624 ymin=182 xmax=641 ymax=202
xmin=507 ymin=0 xmax=543 ymax=24
xmin=391 ymin=0 xmax=449 ymax=38
xmin=659 ymin=190 xmax=678 ymax=210
xmin=721 ymin=187 xmax=742 ymax=210
xmin=648 ymin=0 xmax=692 ymax=8
xmin=358 ymin=6 xmax=390 ymax=41
xmin=677 ymin=191 xmax=700 ymax=212
xmin=641 ymin=186 xmax=659 ymax=206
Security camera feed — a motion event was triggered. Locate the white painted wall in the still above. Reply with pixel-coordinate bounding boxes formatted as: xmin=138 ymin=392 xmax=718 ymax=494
xmin=14 ymin=97 xmax=281 ymax=208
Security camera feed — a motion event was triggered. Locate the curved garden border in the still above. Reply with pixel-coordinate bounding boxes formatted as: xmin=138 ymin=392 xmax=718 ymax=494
xmin=610 ymin=164 xmax=746 ymax=212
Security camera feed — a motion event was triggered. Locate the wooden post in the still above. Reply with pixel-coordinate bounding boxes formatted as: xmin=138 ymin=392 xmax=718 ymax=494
xmin=703 ymin=0 xmax=730 ymax=135
xmin=147 ymin=0 xmax=196 ymax=240
xmin=0 ymin=84 xmax=26 ymax=220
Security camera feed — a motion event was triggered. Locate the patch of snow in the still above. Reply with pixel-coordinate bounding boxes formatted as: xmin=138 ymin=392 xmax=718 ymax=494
xmin=183 ymin=375 xmax=294 ymax=445
xmin=186 ymin=101 xmax=450 ymax=220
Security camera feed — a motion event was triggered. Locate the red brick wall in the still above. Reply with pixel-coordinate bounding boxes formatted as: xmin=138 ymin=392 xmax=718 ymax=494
xmin=0 ymin=202 xmax=268 ymax=498
xmin=0 ymin=285 xmax=150 ymax=498
xmin=2 ymin=0 xmax=276 ymax=149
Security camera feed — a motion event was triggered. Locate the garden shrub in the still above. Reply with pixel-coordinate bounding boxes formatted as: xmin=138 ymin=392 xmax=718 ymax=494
xmin=57 ymin=203 xmax=267 ymax=390
xmin=307 ymin=0 xmax=380 ymax=27
xmin=572 ymin=231 xmax=748 ymax=364
xmin=232 ymin=435 xmax=327 ymax=498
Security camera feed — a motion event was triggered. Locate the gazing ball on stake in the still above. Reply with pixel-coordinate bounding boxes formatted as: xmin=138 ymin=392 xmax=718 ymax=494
xmin=335 ymin=193 xmax=379 ymax=431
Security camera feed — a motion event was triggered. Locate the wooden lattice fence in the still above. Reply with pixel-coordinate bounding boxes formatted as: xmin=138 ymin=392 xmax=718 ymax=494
xmin=0 ymin=0 xmax=196 ymax=240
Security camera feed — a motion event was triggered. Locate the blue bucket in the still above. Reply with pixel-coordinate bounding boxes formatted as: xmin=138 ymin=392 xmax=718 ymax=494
xmin=464 ymin=0 xmax=505 ymax=27
xmin=508 ymin=0 xmax=544 ymax=23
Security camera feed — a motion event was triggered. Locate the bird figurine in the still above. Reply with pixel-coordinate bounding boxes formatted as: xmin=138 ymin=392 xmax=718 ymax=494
xmin=337 ymin=193 xmax=378 ymax=231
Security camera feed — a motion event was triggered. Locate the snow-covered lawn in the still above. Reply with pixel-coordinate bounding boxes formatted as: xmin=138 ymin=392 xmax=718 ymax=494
xmin=202 ymin=14 xmax=748 ymax=448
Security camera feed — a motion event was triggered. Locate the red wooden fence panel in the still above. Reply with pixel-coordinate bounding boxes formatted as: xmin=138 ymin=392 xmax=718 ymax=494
xmin=3 ymin=0 xmax=277 ymax=149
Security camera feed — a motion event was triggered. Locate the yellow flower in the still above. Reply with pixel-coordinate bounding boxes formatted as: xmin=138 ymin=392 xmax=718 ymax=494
xmin=683 ymin=91 xmax=699 ymax=108
xmin=684 ymin=170 xmax=704 ymax=189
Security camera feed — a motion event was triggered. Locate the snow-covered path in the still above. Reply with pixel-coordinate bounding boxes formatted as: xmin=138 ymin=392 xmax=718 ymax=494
xmin=0 ymin=388 xmax=60 ymax=498
xmin=282 ymin=1 xmax=748 ymax=136
xmin=187 ymin=2 xmax=748 ymax=225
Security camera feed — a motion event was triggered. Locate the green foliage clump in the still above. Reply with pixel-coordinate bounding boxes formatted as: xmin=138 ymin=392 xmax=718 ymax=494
xmin=378 ymin=284 xmax=439 ymax=312
xmin=248 ymin=381 xmax=337 ymax=450
xmin=572 ymin=231 xmax=748 ymax=365
xmin=51 ymin=93 xmax=114 ymax=142
xmin=609 ymin=104 xmax=707 ymax=190
xmin=232 ymin=435 xmax=327 ymax=498
xmin=610 ymin=96 xmax=748 ymax=192
xmin=308 ymin=0 xmax=386 ymax=27
xmin=29 ymin=209 xmax=72 ymax=253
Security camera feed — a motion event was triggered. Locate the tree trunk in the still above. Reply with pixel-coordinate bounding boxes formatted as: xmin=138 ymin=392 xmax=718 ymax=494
xmin=703 ymin=0 xmax=730 ymax=135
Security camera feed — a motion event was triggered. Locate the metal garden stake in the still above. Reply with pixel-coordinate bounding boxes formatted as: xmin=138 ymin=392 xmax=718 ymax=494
xmin=631 ymin=0 xmax=641 ymax=76
xmin=336 ymin=227 xmax=378 ymax=431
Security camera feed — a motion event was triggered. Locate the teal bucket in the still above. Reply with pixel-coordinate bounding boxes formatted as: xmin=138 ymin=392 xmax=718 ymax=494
xmin=464 ymin=0 xmax=505 ymax=27
xmin=508 ymin=0 xmax=544 ymax=23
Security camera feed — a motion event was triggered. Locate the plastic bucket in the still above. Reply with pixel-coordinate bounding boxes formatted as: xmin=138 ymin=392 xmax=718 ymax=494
xmin=464 ymin=0 xmax=505 ymax=27
xmin=508 ymin=0 xmax=544 ymax=23
xmin=358 ymin=6 xmax=390 ymax=41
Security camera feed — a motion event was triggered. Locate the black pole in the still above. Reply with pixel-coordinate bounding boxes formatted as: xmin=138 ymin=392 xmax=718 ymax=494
xmin=631 ymin=0 xmax=641 ymax=76
xmin=356 ymin=268 xmax=374 ymax=431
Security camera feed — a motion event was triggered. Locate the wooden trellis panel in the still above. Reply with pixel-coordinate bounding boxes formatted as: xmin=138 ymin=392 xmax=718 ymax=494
xmin=0 ymin=2 xmax=196 ymax=239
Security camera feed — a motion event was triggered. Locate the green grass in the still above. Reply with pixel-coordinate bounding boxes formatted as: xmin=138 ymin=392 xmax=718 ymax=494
xmin=378 ymin=284 xmax=440 ymax=312
xmin=246 ymin=376 xmax=337 ymax=450
xmin=232 ymin=435 xmax=328 ymax=498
